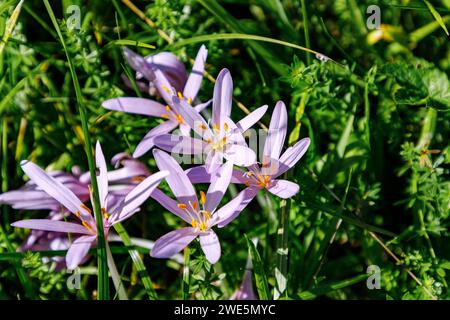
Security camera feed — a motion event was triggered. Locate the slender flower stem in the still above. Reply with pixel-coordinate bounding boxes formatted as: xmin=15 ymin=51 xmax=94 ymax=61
xmin=43 ymin=0 xmax=109 ymax=299
xmin=300 ymin=0 xmax=311 ymax=65
xmin=182 ymin=246 xmax=191 ymax=300
xmin=274 ymin=180 xmax=291 ymax=300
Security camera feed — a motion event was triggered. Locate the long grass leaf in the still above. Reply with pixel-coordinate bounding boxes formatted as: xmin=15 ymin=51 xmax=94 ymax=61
xmin=245 ymin=234 xmax=270 ymax=300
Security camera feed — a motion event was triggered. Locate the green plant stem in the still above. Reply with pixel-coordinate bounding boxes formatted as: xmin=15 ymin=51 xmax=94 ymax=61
xmin=274 ymin=182 xmax=290 ymax=300
xmin=182 ymin=246 xmax=190 ymax=300
xmin=43 ymin=0 xmax=109 ymax=299
xmin=300 ymin=0 xmax=311 ymax=65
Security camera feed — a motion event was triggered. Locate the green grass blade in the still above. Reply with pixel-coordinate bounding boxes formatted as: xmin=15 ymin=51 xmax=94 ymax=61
xmin=423 ymin=0 xmax=449 ymax=35
xmin=297 ymin=273 xmax=368 ymax=300
xmin=113 ymin=222 xmax=158 ymax=300
xmin=43 ymin=0 xmax=110 ymax=300
xmin=0 ymin=0 xmax=24 ymax=56
xmin=245 ymin=234 xmax=270 ymax=300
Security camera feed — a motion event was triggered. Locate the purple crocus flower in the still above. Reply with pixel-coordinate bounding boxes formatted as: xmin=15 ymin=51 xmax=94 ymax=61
xmin=187 ymin=101 xmax=310 ymax=227
xmin=10 ymin=142 xmax=168 ymax=269
xmin=0 ymin=152 xmax=150 ymax=213
xmin=122 ymin=49 xmax=188 ymax=96
xmin=149 ymin=149 xmax=244 ymax=264
xmin=154 ymin=68 xmax=268 ymax=174
xmin=102 ymin=45 xmax=210 ymax=158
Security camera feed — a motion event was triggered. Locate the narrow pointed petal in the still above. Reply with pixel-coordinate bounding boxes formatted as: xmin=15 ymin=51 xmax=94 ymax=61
xmin=204 ymin=162 xmax=233 ymax=212
xmin=150 ymin=189 xmax=191 ymax=223
xmin=263 ymin=101 xmax=288 ymax=162
xmin=110 ymin=170 xmax=169 ymax=223
xmin=183 ymin=45 xmax=207 ymax=101
xmin=20 ymin=160 xmax=93 ymax=225
xmin=194 ymin=99 xmax=212 ymax=113
xmin=66 ymin=235 xmax=96 ymax=270
xmin=172 ymin=96 xmax=212 ymax=137
xmin=151 ymin=227 xmax=198 ymax=258
xmin=215 ymin=187 xmax=259 ymax=228
xmin=276 ymin=138 xmax=310 ymax=177
xmin=236 ymin=105 xmax=268 ymax=132
xmin=11 ymin=219 xmax=92 ymax=235
xmin=153 ymin=149 xmax=198 ymax=205
xmin=185 ymin=165 xmax=212 ymax=183
xmin=223 ymin=144 xmax=256 ymax=167
xmin=267 ymin=179 xmax=300 ymax=198
xmin=179 ymin=123 xmax=191 ymax=136
xmin=154 ymin=134 xmax=206 ymax=155
xmin=133 ymin=120 xmax=178 ymax=158
xmin=123 ymin=47 xmax=154 ymax=80
xmin=146 ymin=51 xmax=187 ymax=92
xmin=95 ymin=141 xmax=108 ymax=210
xmin=200 ymin=230 xmax=221 ymax=264
xmin=212 ymin=68 xmax=233 ymax=129
xmin=0 ymin=190 xmax=60 ymax=210
xmin=102 ymin=97 xmax=167 ymax=117
xmin=154 ymin=68 xmax=175 ymax=105
xmin=205 ymin=151 xmax=223 ymax=174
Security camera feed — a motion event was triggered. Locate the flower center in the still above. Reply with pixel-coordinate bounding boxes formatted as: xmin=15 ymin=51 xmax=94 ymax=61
xmin=177 ymin=191 xmax=212 ymax=232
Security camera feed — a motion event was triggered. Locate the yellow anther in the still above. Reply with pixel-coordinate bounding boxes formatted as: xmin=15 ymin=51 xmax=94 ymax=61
xmin=221 ymin=137 xmax=227 ymax=146
xmin=244 ymin=181 xmax=250 ymax=187
xmin=161 ymin=113 xmax=169 ymax=119
xmin=200 ymin=191 xmax=206 ymax=205
xmin=199 ymin=123 xmax=207 ymax=131
xmin=177 ymin=203 xmax=188 ymax=210
xmin=261 ymin=162 xmax=269 ymax=168
xmin=213 ymin=123 xmax=219 ymax=132
xmin=165 ymin=105 xmax=171 ymax=111
xmin=247 ymin=172 xmax=253 ymax=177
xmin=187 ymin=97 xmax=192 ymax=105
xmin=82 ymin=221 xmax=93 ymax=233
xmin=161 ymin=85 xmax=171 ymax=94
xmin=224 ymin=123 xmax=229 ymax=132
xmin=191 ymin=219 xmax=197 ymax=228
xmin=177 ymin=92 xmax=183 ymax=99
xmin=204 ymin=211 xmax=211 ymax=220
xmin=101 ymin=208 xmax=109 ymax=219
xmin=176 ymin=114 xmax=184 ymax=124
xmin=205 ymin=138 xmax=211 ymax=144
xmin=75 ymin=211 xmax=81 ymax=218
xmin=132 ymin=176 xmax=146 ymax=183
xmin=80 ymin=204 xmax=92 ymax=214
xmin=192 ymin=201 xmax=198 ymax=210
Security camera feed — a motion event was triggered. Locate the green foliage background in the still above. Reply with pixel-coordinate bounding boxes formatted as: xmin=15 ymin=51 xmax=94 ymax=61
xmin=0 ymin=0 xmax=449 ymax=300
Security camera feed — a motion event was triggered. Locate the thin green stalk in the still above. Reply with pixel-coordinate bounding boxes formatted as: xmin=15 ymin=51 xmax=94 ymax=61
xmin=182 ymin=246 xmax=190 ymax=300
xmin=274 ymin=181 xmax=290 ymax=300
xmin=113 ymin=222 xmax=158 ymax=299
xmin=300 ymin=0 xmax=311 ymax=65
xmin=43 ymin=0 xmax=109 ymax=299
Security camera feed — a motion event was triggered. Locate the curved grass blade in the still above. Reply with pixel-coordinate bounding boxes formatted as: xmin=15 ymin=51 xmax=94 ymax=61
xmin=114 ymin=222 xmax=158 ymax=300
xmin=104 ymin=39 xmax=155 ymax=50
xmin=423 ymin=0 xmax=449 ymax=35
xmin=0 ymin=0 xmax=24 ymax=56
xmin=43 ymin=0 xmax=109 ymax=299
xmin=244 ymin=234 xmax=270 ymax=300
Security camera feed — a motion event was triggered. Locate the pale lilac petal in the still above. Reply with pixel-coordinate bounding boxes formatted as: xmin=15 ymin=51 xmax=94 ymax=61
xmin=267 ymin=179 xmax=299 ymax=198
xmin=66 ymin=235 xmax=96 ymax=270
xmin=276 ymin=138 xmax=310 ymax=177
xmin=236 ymin=105 xmax=268 ymax=132
xmin=20 ymin=160 xmax=94 ymax=225
xmin=153 ymin=149 xmax=198 ymax=205
xmin=199 ymin=230 xmax=221 ymax=264
xmin=107 ymin=159 xmax=149 ymax=183
xmin=185 ymin=166 xmax=211 ymax=183
xmin=223 ymin=144 xmax=256 ymax=167
xmin=146 ymin=51 xmax=187 ymax=92
xmin=110 ymin=171 xmax=169 ymax=224
xmin=154 ymin=134 xmax=206 ymax=155
xmin=215 ymin=187 xmax=259 ymax=228
xmin=205 ymin=150 xmax=223 ymax=174
xmin=212 ymin=68 xmax=233 ymax=130
xmin=172 ymin=96 xmax=212 ymax=137
xmin=204 ymin=162 xmax=233 ymax=212
xmin=151 ymin=227 xmax=198 ymax=258
xmin=133 ymin=120 xmax=178 ymax=158
xmin=150 ymin=189 xmax=191 ymax=223
xmin=123 ymin=47 xmax=154 ymax=80
xmin=194 ymin=99 xmax=212 ymax=113
xmin=179 ymin=123 xmax=191 ymax=136
xmin=95 ymin=141 xmax=108 ymax=210
xmin=183 ymin=45 xmax=207 ymax=101
xmin=154 ymin=68 xmax=175 ymax=105
xmin=102 ymin=98 xmax=167 ymax=118
xmin=11 ymin=219 xmax=92 ymax=235
xmin=0 ymin=190 xmax=60 ymax=210
xmin=263 ymin=101 xmax=288 ymax=162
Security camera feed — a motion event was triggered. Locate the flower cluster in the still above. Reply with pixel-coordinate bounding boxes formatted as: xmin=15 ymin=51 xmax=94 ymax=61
xmin=2 ymin=45 xmax=310 ymax=270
